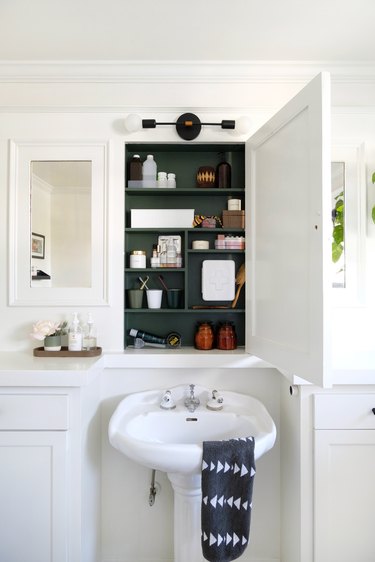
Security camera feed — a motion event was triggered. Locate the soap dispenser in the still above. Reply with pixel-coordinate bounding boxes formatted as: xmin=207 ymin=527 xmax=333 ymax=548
xmin=82 ymin=313 xmax=97 ymax=351
xmin=68 ymin=312 xmax=82 ymax=351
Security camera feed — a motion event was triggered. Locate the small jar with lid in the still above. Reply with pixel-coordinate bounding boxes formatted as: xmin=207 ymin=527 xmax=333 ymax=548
xmin=194 ymin=322 xmax=214 ymax=350
xmin=167 ymin=173 xmax=176 ymax=188
xmin=216 ymin=321 xmax=237 ymax=350
xmin=129 ymin=250 xmax=146 ymax=269
xmin=157 ymin=172 xmax=168 ymax=188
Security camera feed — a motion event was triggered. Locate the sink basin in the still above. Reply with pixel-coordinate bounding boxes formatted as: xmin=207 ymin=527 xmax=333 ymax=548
xmin=108 ymin=385 xmax=276 ymax=475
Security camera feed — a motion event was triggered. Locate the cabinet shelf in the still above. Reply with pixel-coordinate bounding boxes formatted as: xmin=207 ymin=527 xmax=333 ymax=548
xmin=125 ymin=227 xmax=244 ymax=233
xmin=125 ymin=308 xmax=245 ymax=313
xmin=125 ymin=267 xmax=185 ymax=273
xmin=126 ymin=187 xmax=245 ymax=195
xmin=187 ymin=249 xmax=245 ymax=254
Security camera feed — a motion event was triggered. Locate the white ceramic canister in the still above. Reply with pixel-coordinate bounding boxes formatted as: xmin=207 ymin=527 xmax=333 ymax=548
xmin=227 ymin=198 xmax=241 ymax=211
xmin=129 ymin=250 xmax=146 ymax=268
xmin=192 ymin=240 xmax=210 ymax=250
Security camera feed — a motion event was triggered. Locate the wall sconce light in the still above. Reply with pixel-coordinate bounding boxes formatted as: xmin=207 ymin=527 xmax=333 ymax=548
xmin=124 ymin=113 xmax=251 ymax=141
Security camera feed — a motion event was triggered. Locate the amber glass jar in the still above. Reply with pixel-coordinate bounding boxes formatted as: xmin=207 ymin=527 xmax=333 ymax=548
xmin=216 ymin=322 xmax=237 ymax=350
xmin=194 ymin=322 xmax=214 ymax=350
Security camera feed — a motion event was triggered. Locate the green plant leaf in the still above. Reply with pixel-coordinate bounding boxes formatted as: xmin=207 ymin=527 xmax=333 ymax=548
xmin=372 ymin=205 xmax=375 ymax=224
xmin=372 ymin=172 xmax=375 ymax=184
xmin=332 ymin=241 xmax=344 ymax=263
xmin=335 ymin=200 xmax=344 ymax=212
xmin=332 ymin=224 xmax=344 ymax=245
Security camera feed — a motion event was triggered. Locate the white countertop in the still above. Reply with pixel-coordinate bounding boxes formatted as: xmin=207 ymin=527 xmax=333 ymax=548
xmin=0 ymin=352 xmax=104 ymax=387
xmin=0 ymin=348 xmax=373 ymax=387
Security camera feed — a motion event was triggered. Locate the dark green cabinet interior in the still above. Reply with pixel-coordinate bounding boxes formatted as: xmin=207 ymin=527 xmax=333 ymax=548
xmin=124 ymin=143 xmax=246 ymax=348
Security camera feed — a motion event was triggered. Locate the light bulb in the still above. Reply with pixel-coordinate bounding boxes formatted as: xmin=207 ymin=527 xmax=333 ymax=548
xmin=124 ymin=114 xmax=142 ymax=133
xmin=236 ymin=116 xmax=251 ymax=135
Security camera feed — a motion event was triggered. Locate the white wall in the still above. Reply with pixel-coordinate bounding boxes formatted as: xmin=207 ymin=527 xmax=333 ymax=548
xmin=51 ymin=188 xmax=91 ymax=287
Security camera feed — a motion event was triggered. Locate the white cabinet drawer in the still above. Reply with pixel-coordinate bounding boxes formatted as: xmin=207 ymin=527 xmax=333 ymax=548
xmin=314 ymin=393 xmax=375 ymax=429
xmin=0 ymin=394 xmax=68 ymax=430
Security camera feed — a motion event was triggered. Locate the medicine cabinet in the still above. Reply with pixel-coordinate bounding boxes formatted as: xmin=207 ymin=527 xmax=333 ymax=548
xmin=124 ymin=143 xmax=246 ymax=347
xmin=124 ymin=72 xmax=332 ymax=389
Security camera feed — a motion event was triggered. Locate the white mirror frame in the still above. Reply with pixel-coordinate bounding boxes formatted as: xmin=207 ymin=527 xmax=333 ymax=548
xmin=8 ymin=140 xmax=109 ymax=306
xmin=331 ymin=142 xmax=366 ymax=306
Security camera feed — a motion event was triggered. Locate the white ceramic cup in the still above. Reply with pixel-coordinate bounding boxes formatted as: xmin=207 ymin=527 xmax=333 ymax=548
xmin=146 ymin=289 xmax=163 ymax=309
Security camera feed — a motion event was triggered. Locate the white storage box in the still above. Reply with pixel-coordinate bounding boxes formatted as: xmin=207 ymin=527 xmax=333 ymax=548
xmin=131 ymin=209 xmax=194 ymax=228
xmin=202 ymin=260 xmax=235 ymax=301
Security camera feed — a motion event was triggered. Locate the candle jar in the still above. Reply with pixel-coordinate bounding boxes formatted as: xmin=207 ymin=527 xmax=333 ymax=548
xmin=216 ymin=322 xmax=237 ymax=350
xmin=194 ymin=322 xmax=214 ymax=350
xmin=129 ymin=250 xmax=146 ymax=268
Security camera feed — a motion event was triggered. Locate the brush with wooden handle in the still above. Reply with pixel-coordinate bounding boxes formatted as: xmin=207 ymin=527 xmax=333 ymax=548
xmin=231 ymin=263 xmax=245 ymax=308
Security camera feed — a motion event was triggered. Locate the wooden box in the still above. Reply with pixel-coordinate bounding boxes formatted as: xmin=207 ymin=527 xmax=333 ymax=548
xmin=222 ymin=210 xmax=245 ymax=229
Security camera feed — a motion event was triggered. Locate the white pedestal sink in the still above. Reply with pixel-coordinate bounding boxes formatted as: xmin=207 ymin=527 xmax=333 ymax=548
xmin=108 ymin=385 xmax=276 ymax=562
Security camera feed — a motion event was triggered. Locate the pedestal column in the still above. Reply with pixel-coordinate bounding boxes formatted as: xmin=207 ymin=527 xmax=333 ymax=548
xmin=167 ymin=472 xmax=204 ymax=562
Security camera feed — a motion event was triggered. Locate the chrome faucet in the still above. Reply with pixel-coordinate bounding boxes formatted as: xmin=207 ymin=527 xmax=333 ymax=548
xmin=184 ymin=384 xmax=200 ymax=413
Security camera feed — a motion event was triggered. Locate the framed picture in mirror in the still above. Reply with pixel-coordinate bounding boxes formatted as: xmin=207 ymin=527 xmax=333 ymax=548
xmin=31 ymin=232 xmax=45 ymax=259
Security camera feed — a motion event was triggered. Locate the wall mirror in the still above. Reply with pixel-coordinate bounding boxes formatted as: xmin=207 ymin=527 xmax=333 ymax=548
xmin=9 ymin=141 xmax=109 ymax=306
xmin=31 ymin=160 xmax=92 ymax=288
xmin=331 ymin=143 xmax=366 ymax=304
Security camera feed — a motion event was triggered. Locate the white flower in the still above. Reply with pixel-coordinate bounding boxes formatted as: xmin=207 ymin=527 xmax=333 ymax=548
xmin=30 ymin=320 xmax=61 ymax=341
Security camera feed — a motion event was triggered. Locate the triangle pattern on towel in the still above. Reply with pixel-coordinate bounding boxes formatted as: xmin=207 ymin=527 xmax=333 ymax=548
xmin=201 ymin=436 xmax=256 ymax=562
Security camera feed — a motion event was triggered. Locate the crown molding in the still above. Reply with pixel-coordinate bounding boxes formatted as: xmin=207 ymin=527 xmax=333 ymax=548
xmin=0 ymin=60 xmax=375 ymax=84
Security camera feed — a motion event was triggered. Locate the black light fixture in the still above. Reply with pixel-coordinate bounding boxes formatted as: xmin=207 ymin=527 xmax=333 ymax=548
xmin=124 ymin=112 xmax=236 ymax=141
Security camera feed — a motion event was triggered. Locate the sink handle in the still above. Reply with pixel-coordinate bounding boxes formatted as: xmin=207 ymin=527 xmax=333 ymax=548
xmin=160 ymin=390 xmax=176 ymax=410
xmin=207 ymin=390 xmax=224 ymax=410
xmin=212 ymin=389 xmax=223 ymax=402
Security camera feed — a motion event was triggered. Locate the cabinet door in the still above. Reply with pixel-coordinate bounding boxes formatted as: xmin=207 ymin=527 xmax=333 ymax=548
xmin=0 ymin=431 xmax=68 ymax=562
xmin=314 ymin=429 xmax=375 ymax=562
xmin=246 ymin=72 xmax=331 ymax=387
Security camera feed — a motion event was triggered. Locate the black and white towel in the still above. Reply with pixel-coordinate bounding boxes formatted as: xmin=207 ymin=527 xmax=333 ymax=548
xmin=201 ymin=437 xmax=256 ymax=562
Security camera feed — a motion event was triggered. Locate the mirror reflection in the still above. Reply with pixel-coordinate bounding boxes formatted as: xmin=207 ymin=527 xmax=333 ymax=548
xmin=30 ymin=161 xmax=92 ymax=288
xmin=331 ymin=162 xmax=345 ymax=288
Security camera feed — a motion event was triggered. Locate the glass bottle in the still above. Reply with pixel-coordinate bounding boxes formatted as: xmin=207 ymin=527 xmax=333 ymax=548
xmin=216 ymin=321 xmax=237 ymax=350
xmin=82 ymin=313 xmax=97 ymax=351
xmin=194 ymin=322 xmax=214 ymax=350
xmin=216 ymin=153 xmax=231 ymax=189
xmin=129 ymin=154 xmax=142 ymax=181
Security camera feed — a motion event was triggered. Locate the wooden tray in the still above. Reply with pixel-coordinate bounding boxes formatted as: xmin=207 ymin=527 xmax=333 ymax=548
xmin=33 ymin=346 xmax=102 ymax=358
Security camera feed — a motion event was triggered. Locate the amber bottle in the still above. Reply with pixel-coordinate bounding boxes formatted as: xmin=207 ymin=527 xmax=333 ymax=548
xmin=216 ymin=322 xmax=237 ymax=350
xmin=194 ymin=322 xmax=214 ymax=350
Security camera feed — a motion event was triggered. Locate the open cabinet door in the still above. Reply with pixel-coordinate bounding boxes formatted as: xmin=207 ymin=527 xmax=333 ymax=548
xmin=246 ymin=72 xmax=332 ymax=387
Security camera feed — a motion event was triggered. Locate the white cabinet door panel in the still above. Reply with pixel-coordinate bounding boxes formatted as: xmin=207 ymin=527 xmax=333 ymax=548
xmin=246 ymin=72 xmax=331 ymax=387
xmin=0 ymin=431 xmax=67 ymax=562
xmin=314 ymin=429 xmax=375 ymax=562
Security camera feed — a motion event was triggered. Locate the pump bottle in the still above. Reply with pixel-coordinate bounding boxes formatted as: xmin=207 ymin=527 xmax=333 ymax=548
xmin=68 ymin=312 xmax=82 ymax=351
xmin=82 ymin=313 xmax=97 ymax=351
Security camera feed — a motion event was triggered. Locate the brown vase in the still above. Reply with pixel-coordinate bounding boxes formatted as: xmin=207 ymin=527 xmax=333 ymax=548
xmin=196 ymin=166 xmax=215 ymax=188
